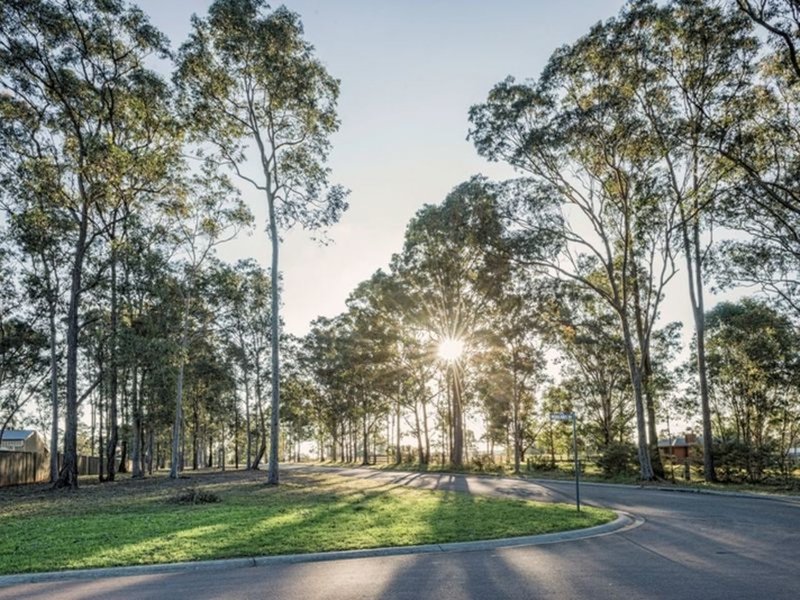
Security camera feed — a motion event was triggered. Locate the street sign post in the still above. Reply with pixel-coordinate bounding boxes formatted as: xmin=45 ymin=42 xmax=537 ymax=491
xmin=549 ymin=412 xmax=580 ymax=512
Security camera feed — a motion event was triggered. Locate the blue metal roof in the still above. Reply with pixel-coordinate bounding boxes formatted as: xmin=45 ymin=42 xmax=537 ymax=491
xmin=0 ymin=430 xmax=34 ymax=441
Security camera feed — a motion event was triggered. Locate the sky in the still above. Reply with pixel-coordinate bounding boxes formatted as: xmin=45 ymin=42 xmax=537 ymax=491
xmin=135 ymin=0 xmax=638 ymax=336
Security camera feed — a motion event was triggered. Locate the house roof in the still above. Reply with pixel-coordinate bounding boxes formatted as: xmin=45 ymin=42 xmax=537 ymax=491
xmin=0 ymin=430 xmax=35 ymax=441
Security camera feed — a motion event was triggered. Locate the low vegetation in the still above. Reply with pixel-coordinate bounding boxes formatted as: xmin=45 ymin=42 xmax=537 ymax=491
xmin=0 ymin=469 xmax=613 ymax=575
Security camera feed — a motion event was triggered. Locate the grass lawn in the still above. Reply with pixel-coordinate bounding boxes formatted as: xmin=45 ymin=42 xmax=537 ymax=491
xmin=0 ymin=469 xmax=613 ymax=575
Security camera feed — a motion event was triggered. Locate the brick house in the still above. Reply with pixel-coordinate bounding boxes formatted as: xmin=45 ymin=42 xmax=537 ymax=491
xmin=658 ymin=432 xmax=700 ymax=461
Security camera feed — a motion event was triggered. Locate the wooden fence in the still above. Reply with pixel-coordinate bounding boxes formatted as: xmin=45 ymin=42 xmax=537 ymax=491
xmin=0 ymin=451 xmax=49 ymax=487
xmin=0 ymin=452 xmax=104 ymax=487
xmin=57 ymin=453 xmax=103 ymax=478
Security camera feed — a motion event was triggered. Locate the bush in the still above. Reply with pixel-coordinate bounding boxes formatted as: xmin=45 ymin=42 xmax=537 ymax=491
xmin=713 ymin=438 xmax=783 ymax=484
xmin=471 ymin=454 xmax=504 ymax=473
xmin=527 ymin=454 xmax=557 ymax=472
xmin=172 ymin=486 xmax=221 ymax=505
xmin=597 ymin=442 xmax=638 ymax=477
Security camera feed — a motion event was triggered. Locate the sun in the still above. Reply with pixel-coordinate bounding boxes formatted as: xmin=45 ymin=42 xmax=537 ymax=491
xmin=437 ymin=337 xmax=465 ymax=362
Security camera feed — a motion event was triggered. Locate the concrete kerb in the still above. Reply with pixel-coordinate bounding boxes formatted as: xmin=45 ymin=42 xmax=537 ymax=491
xmin=0 ymin=510 xmax=640 ymax=587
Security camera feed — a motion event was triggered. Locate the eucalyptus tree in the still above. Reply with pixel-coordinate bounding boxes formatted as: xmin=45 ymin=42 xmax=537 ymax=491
xmin=215 ymin=258 xmax=278 ymax=469
xmin=710 ymin=6 xmax=800 ymax=324
xmin=0 ymin=0 xmax=178 ymax=488
xmin=738 ymin=0 xmax=800 ymax=80
xmin=183 ymin=329 xmax=236 ymax=470
xmin=175 ymin=0 xmax=348 ymax=484
xmin=118 ymin=218 xmax=177 ymax=478
xmin=217 ymin=259 xmax=273 ymax=469
xmin=0 ymin=79 xmax=71 ymax=475
xmin=340 ymin=269 xmax=427 ymax=464
xmin=279 ymin=335 xmax=316 ymax=463
xmin=387 ymin=312 xmax=439 ymax=466
xmin=705 ymin=298 xmax=800 ymax=482
xmin=342 ymin=278 xmax=402 ymax=465
xmin=303 ymin=315 xmax=358 ymax=461
xmin=540 ymin=281 xmax=634 ymax=451
xmin=475 ymin=282 xmax=547 ymax=473
xmin=135 ymin=282 xmax=182 ymax=473
xmin=0 ymin=243 xmax=48 ymax=441
xmin=619 ymin=0 xmax=757 ymax=481
xmin=469 ymin=16 xmax=682 ymax=478
xmin=393 ymin=178 xmax=509 ymax=467
xmin=166 ymin=169 xmax=252 ymax=478
xmin=1 ymin=186 xmax=71 ymax=481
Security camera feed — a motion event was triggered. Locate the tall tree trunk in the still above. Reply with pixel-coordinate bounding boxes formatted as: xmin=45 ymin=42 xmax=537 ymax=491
xmin=362 ymin=411 xmax=370 ymax=466
xmin=118 ymin=439 xmax=128 ymax=474
xmin=451 ymin=367 xmax=464 ymax=467
xmin=170 ymin=302 xmax=189 ymax=479
xmin=267 ymin=194 xmax=281 ymax=485
xmin=244 ymin=372 xmax=252 ymax=469
xmin=191 ymin=404 xmax=199 ymax=471
xmin=512 ymin=362 xmax=521 ymax=474
xmin=642 ymin=357 xmax=665 ymax=478
xmin=146 ymin=426 xmax=154 ymax=475
xmin=680 ymin=208 xmax=717 ymax=482
xmin=395 ymin=400 xmax=402 ymax=464
xmin=131 ymin=365 xmax=143 ymax=478
xmin=106 ymin=245 xmax=119 ymax=482
xmin=55 ymin=201 xmax=89 ymax=489
xmin=118 ymin=368 xmax=129 ymax=474
xmin=445 ymin=377 xmax=453 ymax=463
xmin=421 ymin=392 xmax=431 ymax=464
xmin=631 ymin=263 xmax=665 ymax=479
xmin=621 ymin=317 xmax=655 ymax=480
xmin=98 ymin=374 xmax=105 ymax=482
xmin=181 ymin=423 xmax=186 ymax=473
xmin=234 ymin=401 xmax=240 ymax=470
xmin=47 ymin=292 xmax=59 ymax=483
xmin=251 ymin=376 xmax=268 ymax=470
xmin=413 ymin=400 xmax=424 ymax=465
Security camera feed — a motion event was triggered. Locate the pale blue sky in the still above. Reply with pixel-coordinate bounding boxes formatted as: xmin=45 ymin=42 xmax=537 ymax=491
xmin=136 ymin=0 xmax=638 ymax=335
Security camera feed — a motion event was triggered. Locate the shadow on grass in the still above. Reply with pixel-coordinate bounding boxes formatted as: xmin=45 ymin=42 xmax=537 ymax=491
xmin=0 ymin=469 xmax=611 ymax=576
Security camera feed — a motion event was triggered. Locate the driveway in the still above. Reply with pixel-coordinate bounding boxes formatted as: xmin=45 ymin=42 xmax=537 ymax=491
xmin=1 ymin=465 xmax=798 ymax=599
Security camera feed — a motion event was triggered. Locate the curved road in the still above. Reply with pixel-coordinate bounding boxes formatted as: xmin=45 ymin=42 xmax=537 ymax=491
xmin=2 ymin=466 xmax=798 ymax=599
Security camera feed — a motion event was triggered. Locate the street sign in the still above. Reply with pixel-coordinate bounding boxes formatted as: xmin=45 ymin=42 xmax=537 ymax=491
xmin=549 ymin=412 xmax=574 ymax=422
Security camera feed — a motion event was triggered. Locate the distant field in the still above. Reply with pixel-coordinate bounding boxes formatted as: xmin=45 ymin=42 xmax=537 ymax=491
xmin=0 ymin=469 xmax=613 ymax=575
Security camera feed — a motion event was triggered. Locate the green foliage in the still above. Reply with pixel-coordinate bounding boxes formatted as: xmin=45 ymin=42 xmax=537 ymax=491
xmin=175 ymin=0 xmax=347 ymax=231
xmin=172 ymin=486 xmax=222 ymax=505
xmin=705 ymin=299 xmax=800 ymax=482
xmin=597 ymin=442 xmax=639 ymax=478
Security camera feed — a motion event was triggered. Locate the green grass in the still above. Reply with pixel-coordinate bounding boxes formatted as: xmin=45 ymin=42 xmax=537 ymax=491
xmin=0 ymin=469 xmax=613 ymax=575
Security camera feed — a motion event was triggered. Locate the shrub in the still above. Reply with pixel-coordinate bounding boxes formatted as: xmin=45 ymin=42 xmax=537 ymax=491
xmin=172 ymin=486 xmax=221 ymax=505
xmin=597 ymin=442 xmax=637 ymax=477
xmin=471 ymin=454 xmax=504 ymax=473
xmin=527 ymin=454 xmax=557 ymax=472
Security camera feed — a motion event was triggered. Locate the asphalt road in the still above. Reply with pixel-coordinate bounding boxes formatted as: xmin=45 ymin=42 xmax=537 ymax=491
xmin=2 ymin=466 xmax=799 ymax=599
